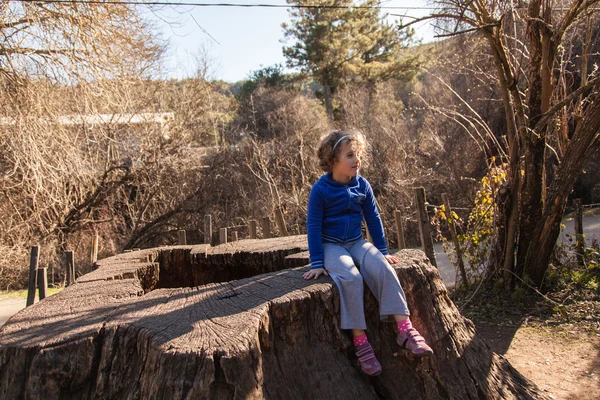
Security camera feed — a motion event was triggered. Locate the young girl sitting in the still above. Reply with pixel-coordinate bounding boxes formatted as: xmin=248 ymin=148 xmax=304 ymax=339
xmin=303 ymin=130 xmax=433 ymax=376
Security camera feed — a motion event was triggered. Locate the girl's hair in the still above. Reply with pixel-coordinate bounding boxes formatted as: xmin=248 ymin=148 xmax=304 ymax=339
xmin=317 ymin=130 xmax=368 ymax=172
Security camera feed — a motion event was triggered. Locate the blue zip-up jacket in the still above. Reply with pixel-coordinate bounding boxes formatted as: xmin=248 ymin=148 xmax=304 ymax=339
xmin=306 ymin=173 xmax=389 ymax=270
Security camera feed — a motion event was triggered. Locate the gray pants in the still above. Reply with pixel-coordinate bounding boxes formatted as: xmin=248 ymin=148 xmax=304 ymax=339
xmin=323 ymin=239 xmax=409 ymax=330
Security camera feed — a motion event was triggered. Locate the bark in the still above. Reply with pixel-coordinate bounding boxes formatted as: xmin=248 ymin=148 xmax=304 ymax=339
xmin=322 ymin=74 xmax=334 ymax=121
xmin=515 ymin=137 xmax=545 ymax=278
xmin=1 ymin=236 xmax=547 ymax=399
xmin=524 ymin=91 xmax=600 ymax=286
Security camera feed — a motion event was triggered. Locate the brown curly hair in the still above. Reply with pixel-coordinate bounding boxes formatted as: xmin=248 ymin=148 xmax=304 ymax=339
xmin=317 ymin=130 xmax=369 ymax=172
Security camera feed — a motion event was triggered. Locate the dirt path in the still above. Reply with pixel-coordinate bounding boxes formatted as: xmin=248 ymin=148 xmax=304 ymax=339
xmin=476 ymin=323 xmax=600 ymax=400
xmin=0 ymin=298 xmax=28 ymax=327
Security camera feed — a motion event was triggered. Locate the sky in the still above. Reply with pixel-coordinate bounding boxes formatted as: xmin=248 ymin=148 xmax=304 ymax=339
xmin=143 ymin=1 xmax=437 ymax=83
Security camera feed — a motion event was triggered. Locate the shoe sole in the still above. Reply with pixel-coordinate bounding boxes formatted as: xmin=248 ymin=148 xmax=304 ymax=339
xmin=399 ymin=347 xmax=434 ymax=357
xmin=362 ymin=369 xmax=382 ymax=376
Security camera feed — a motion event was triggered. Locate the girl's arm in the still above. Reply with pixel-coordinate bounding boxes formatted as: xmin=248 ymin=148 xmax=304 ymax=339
xmin=306 ymin=184 xmax=326 ymax=270
xmin=362 ymin=180 xmax=389 ymax=256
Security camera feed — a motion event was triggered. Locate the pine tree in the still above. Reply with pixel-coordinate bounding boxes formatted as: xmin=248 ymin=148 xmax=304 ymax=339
xmin=282 ymin=0 xmax=417 ymax=120
xmin=283 ymin=0 xmax=354 ymax=119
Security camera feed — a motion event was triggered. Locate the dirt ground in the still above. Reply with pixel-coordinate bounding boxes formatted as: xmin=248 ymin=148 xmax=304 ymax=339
xmin=476 ymin=322 xmax=600 ymax=400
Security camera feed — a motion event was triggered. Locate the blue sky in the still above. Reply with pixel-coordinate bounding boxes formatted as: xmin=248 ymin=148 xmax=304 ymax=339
xmin=144 ymin=1 xmax=436 ymax=82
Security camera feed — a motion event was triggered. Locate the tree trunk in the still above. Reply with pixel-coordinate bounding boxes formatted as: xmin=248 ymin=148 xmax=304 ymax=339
xmin=0 ymin=236 xmax=547 ymax=399
xmin=516 ymin=2 xmax=551 ymax=282
xmin=322 ymin=75 xmax=334 ymax=121
xmin=524 ymin=92 xmax=600 ymax=286
xmin=515 ymin=137 xmax=545 ymax=279
xmin=323 ymin=84 xmax=334 ymax=121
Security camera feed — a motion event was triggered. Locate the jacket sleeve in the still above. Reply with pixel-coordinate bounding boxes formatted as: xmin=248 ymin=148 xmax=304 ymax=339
xmin=306 ymin=184 xmax=326 ymax=269
xmin=362 ymin=180 xmax=389 ymax=255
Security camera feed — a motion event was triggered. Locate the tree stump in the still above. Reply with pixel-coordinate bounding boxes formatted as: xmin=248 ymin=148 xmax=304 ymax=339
xmin=0 ymin=236 xmax=546 ymax=399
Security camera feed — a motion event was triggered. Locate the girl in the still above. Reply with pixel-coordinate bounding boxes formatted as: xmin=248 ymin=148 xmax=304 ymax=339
xmin=303 ymin=130 xmax=433 ymax=376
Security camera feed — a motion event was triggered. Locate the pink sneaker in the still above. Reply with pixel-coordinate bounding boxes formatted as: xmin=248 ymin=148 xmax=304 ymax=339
xmin=355 ymin=342 xmax=382 ymax=376
xmin=397 ymin=328 xmax=434 ymax=356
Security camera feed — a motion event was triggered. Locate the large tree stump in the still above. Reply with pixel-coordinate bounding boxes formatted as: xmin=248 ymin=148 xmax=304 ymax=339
xmin=0 ymin=236 xmax=546 ymax=399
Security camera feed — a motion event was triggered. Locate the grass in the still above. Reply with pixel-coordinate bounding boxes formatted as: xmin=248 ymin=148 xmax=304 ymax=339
xmin=0 ymin=287 xmax=64 ymax=301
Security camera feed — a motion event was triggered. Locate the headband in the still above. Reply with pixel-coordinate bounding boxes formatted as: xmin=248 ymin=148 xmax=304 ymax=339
xmin=332 ymin=135 xmax=349 ymax=151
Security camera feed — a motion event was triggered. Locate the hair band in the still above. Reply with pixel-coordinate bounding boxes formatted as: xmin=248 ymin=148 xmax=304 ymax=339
xmin=332 ymin=135 xmax=348 ymax=151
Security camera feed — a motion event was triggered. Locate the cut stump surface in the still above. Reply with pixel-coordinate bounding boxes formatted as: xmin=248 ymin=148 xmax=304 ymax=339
xmin=0 ymin=236 xmax=547 ymax=399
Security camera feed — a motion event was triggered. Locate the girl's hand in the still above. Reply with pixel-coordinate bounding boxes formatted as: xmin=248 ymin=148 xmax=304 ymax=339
xmin=385 ymin=254 xmax=401 ymax=265
xmin=303 ymin=268 xmax=329 ymax=280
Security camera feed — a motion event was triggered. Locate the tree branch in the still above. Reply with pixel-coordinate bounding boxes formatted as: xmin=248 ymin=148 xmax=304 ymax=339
xmin=533 ymin=75 xmax=600 ymax=132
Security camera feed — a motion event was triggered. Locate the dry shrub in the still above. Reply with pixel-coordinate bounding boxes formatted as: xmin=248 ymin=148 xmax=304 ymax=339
xmin=198 ymin=87 xmax=331 ymax=237
xmin=335 ymin=65 xmax=496 ymax=246
xmin=119 ymin=87 xmax=330 ymax=249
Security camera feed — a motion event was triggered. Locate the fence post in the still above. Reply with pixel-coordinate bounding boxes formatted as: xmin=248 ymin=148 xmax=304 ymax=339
xmin=65 ymin=250 xmax=75 ymax=286
xmin=91 ymin=234 xmax=99 ymax=264
xmin=415 ymin=187 xmax=437 ymax=267
xmin=393 ymin=210 xmax=406 ymax=250
xmin=178 ymin=229 xmax=187 ymax=245
xmin=249 ymin=220 xmax=257 ymax=239
xmin=574 ymin=199 xmax=585 ymax=266
xmin=38 ymin=268 xmax=48 ymax=301
xmin=219 ymin=228 xmax=228 ymax=244
xmin=204 ymin=215 xmax=212 ymax=245
xmin=231 ymin=231 xmax=239 ymax=242
xmin=261 ymin=217 xmax=271 ymax=239
xmin=442 ymin=193 xmax=468 ymax=286
xmin=274 ymin=208 xmax=288 ymax=236
xmin=26 ymin=246 xmax=40 ymax=307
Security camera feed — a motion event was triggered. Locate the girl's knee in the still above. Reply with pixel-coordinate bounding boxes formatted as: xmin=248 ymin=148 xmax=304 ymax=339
xmin=339 ymin=270 xmax=364 ymax=288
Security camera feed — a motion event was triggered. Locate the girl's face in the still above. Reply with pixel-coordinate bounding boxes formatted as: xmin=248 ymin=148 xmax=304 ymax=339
xmin=332 ymin=141 xmax=361 ymax=183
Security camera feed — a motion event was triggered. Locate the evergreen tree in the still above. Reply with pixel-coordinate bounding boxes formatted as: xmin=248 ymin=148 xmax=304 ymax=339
xmin=282 ymin=0 xmax=354 ymax=119
xmin=282 ymin=0 xmax=416 ymax=120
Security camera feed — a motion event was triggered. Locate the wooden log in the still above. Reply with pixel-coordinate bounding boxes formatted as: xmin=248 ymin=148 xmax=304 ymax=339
xmin=261 ymin=217 xmax=271 ymax=239
xmin=37 ymin=268 xmax=48 ymax=300
xmin=442 ymin=193 xmax=468 ymax=287
xmin=248 ymin=220 xmax=257 ymax=239
xmin=178 ymin=229 xmax=187 ymax=245
xmin=394 ymin=210 xmax=406 ymax=250
xmin=26 ymin=246 xmax=40 ymax=307
xmin=65 ymin=250 xmax=75 ymax=286
xmin=204 ymin=215 xmax=213 ymax=245
xmin=415 ymin=187 xmax=437 ymax=267
xmin=274 ymin=208 xmax=288 ymax=236
xmin=0 ymin=236 xmax=547 ymax=400
xmin=574 ymin=199 xmax=584 ymax=266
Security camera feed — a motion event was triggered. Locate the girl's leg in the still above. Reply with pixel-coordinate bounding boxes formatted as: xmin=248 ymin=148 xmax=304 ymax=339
xmin=348 ymin=239 xmax=409 ymax=318
xmin=323 ymin=243 xmax=382 ymax=375
xmin=322 ymin=242 xmax=367 ymax=331
xmin=347 ymin=240 xmax=433 ymax=356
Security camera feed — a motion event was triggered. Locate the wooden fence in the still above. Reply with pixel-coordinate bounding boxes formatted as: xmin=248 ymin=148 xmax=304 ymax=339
xmin=25 ymin=189 xmax=594 ymax=306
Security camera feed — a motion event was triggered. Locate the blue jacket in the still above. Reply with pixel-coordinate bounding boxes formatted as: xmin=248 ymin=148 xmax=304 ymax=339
xmin=306 ymin=173 xmax=389 ymax=269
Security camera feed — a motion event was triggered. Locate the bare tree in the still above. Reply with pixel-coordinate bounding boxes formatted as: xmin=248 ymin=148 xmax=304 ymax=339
xmin=0 ymin=1 xmax=165 ymax=287
xmin=1 ymin=0 xmax=162 ymax=82
xmin=408 ymin=0 xmax=600 ymax=287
